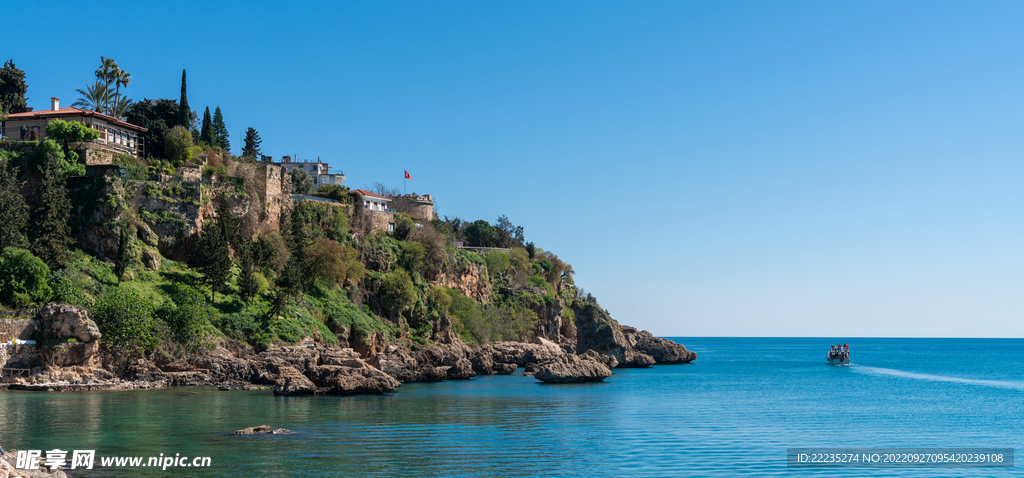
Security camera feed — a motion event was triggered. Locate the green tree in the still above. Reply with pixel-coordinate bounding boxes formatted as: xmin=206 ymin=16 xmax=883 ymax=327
xmin=0 ymin=60 xmax=30 ymax=115
xmin=72 ymin=81 xmax=108 ymax=113
xmin=241 ymin=127 xmax=262 ymax=160
xmin=237 ymin=242 xmax=258 ymax=310
xmin=289 ymin=168 xmax=313 ymax=194
xmin=393 ymin=213 xmax=414 ymax=241
xmin=214 ymin=198 xmax=239 ymax=249
xmin=199 ymin=106 xmax=215 ymax=146
xmin=177 ymin=69 xmax=191 ymax=128
xmin=0 ymin=162 xmax=28 ymax=250
xmin=114 ymin=224 xmax=135 ymax=283
xmin=93 ymin=287 xmax=155 ymax=358
xmin=113 ymin=67 xmax=131 ymax=112
xmin=0 ymin=247 xmax=51 ymax=308
xmin=45 ymin=119 xmax=101 ymax=158
xmin=125 ymin=98 xmax=179 ymax=159
xmin=378 ymin=269 xmax=416 ymax=320
xmin=194 ymin=213 xmax=232 ymax=302
xmin=465 ymin=219 xmax=498 ymax=247
xmin=164 ymin=125 xmax=193 ymax=163
xmin=212 ymin=106 xmax=230 ymax=150
xmin=31 ymin=141 xmax=73 ymax=269
xmin=161 ymin=284 xmax=216 ymax=353
xmin=94 ymin=56 xmax=118 ymax=114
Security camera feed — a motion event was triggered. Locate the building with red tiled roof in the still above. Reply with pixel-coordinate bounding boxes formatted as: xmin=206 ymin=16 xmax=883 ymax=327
xmin=1 ymin=97 xmax=147 ymax=163
xmin=349 ymin=189 xmax=396 ymax=233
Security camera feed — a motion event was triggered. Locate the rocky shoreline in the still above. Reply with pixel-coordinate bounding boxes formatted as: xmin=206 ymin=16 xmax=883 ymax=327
xmin=1 ymin=304 xmax=696 ymax=393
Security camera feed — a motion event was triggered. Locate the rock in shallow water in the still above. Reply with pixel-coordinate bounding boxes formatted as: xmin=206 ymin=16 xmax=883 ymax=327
xmin=232 ymin=425 xmax=295 ymax=435
xmin=534 ymin=353 xmax=612 ymax=383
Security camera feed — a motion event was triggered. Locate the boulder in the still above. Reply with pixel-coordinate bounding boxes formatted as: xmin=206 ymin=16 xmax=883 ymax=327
xmin=445 ymin=358 xmax=476 ymax=380
xmin=43 ymin=341 xmax=100 ymax=367
xmin=627 ymin=329 xmax=697 ymax=363
xmin=272 ymin=366 xmax=316 ymax=395
xmin=308 ymin=363 xmax=400 ymax=394
xmin=575 ymin=304 xmax=657 ymax=367
xmin=494 ymin=362 xmax=518 ymax=375
xmin=581 ymin=349 xmax=619 ymax=369
xmin=534 ymin=353 xmax=613 ymax=383
xmin=142 ymin=249 xmax=162 ymax=270
xmin=40 ymin=304 xmax=101 ymax=342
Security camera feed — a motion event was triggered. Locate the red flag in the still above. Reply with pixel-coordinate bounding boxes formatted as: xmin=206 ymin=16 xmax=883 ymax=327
xmin=404 ymin=170 xmax=413 ymax=180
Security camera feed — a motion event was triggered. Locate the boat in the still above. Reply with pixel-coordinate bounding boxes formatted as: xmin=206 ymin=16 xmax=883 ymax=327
xmin=826 ymin=344 xmax=850 ymax=366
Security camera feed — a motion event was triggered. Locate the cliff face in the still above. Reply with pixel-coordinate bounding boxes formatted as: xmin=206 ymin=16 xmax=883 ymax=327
xmin=68 ymin=173 xmax=283 ymax=262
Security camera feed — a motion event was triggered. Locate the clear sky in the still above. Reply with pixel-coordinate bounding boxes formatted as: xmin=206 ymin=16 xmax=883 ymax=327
xmin=6 ymin=1 xmax=1023 ymax=337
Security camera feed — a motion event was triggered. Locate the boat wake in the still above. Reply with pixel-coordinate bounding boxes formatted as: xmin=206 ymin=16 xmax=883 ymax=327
xmin=854 ymin=366 xmax=1024 ymax=390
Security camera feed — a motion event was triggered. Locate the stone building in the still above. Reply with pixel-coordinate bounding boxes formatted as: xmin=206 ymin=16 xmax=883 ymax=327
xmin=1 ymin=97 xmax=147 ymax=163
xmin=393 ymin=193 xmax=434 ymax=221
xmin=349 ymin=189 xmax=395 ymax=233
xmin=268 ymin=155 xmax=346 ymax=190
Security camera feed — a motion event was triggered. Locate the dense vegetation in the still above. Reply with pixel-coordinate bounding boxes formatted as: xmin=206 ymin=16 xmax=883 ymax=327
xmin=0 ymin=58 xmax=592 ymax=363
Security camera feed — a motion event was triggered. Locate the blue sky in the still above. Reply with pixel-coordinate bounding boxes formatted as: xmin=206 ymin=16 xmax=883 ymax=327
xmin=7 ymin=1 xmax=1023 ymax=337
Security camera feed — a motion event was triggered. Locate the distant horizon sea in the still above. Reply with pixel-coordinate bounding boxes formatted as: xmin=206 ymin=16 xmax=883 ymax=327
xmin=1 ymin=337 xmax=1020 ymax=476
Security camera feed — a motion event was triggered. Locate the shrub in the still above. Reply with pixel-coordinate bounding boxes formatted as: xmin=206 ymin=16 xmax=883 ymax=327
xmin=377 ymin=269 xmax=416 ymax=319
xmin=164 ymin=126 xmax=193 ymax=163
xmin=92 ymin=287 xmax=156 ymax=358
xmin=485 ymin=251 xmax=509 ymax=279
xmin=159 ymin=284 xmax=217 ymax=353
xmin=399 ymin=241 xmax=426 ymax=276
xmin=49 ymin=269 xmax=91 ymax=307
xmin=393 ymin=213 xmax=414 ymax=241
xmin=0 ymin=247 xmax=51 ymax=308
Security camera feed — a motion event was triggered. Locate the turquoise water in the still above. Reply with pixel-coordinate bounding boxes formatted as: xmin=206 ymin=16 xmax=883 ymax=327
xmin=1 ymin=337 xmax=1021 ymax=476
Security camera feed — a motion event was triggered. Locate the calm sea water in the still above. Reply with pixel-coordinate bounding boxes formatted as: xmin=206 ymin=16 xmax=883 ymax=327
xmin=1 ymin=337 xmax=1021 ymax=477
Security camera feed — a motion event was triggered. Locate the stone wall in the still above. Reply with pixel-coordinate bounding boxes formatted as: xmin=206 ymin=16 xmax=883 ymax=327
xmin=367 ymin=210 xmax=394 ymax=234
xmin=395 ymin=193 xmax=434 ymax=221
xmin=82 ymin=148 xmax=114 ymax=165
xmin=257 ymin=164 xmax=292 ymax=230
xmin=0 ymin=318 xmax=37 ymax=342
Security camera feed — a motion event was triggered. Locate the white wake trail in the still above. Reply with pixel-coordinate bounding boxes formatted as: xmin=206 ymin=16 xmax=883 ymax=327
xmin=854 ymin=366 xmax=1024 ymax=391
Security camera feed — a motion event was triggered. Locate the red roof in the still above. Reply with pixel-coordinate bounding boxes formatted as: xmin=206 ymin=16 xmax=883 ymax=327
xmin=349 ymin=189 xmax=392 ymax=200
xmin=5 ymin=107 xmax=148 ymax=132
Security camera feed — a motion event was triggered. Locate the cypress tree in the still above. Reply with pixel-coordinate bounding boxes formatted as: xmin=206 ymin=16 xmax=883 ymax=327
xmin=31 ymin=145 xmax=72 ymax=269
xmin=200 ymin=106 xmax=215 ymax=147
xmin=194 ymin=221 xmax=231 ymax=302
xmin=212 ymin=106 xmax=230 ymax=150
xmin=0 ymin=60 xmax=31 ymax=115
xmin=241 ymin=127 xmax=262 ymax=159
xmin=114 ymin=224 xmax=134 ymax=283
xmin=237 ymin=242 xmax=258 ymax=311
xmin=0 ymin=162 xmax=29 ymax=250
xmin=177 ymin=69 xmax=190 ymax=128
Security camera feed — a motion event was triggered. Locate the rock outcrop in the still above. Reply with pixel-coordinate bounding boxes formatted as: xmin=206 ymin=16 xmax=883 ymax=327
xmin=37 ymin=305 xmax=102 ymax=368
xmin=624 ymin=327 xmax=697 ymax=364
xmin=534 ymin=351 xmax=613 ymax=383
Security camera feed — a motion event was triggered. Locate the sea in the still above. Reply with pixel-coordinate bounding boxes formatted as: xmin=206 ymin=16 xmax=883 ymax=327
xmin=1 ymin=337 xmax=1021 ymax=477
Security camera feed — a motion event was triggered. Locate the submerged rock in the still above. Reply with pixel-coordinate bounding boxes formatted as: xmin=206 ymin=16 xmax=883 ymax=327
xmin=534 ymin=353 xmax=613 ymax=383
xmin=233 ymin=425 xmax=295 ymax=435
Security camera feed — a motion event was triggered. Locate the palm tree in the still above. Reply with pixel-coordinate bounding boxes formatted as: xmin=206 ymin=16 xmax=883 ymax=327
xmin=113 ymin=69 xmax=131 ymax=109
xmin=94 ymin=57 xmax=118 ymax=114
xmin=73 ymin=81 xmax=109 ymax=112
xmin=110 ymin=96 xmax=133 ymax=120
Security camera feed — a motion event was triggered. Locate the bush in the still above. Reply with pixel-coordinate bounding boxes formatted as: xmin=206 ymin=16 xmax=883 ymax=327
xmin=289 ymin=168 xmax=314 ymax=194
xmin=92 ymin=287 xmax=156 ymax=358
xmin=393 ymin=213 xmax=414 ymax=241
xmin=485 ymin=251 xmax=509 ymax=279
xmin=377 ymin=269 xmax=416 ymax=319
xmin=0 ymin=247 xmax=52 ymax=308
xmin=164 ymin=126 xmax=193 ymax=163
xmin=49 ymin=269 xmax=91 ymax=307
xmin=399 ymin=241 xmax=426 ymax=276
xmin=159 ymin=284 xmax=217 ymax=353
